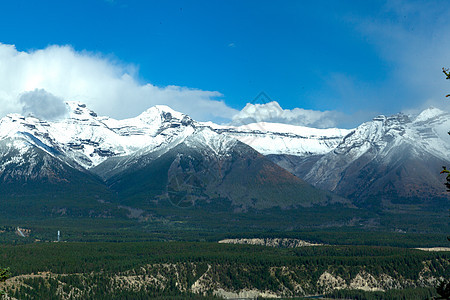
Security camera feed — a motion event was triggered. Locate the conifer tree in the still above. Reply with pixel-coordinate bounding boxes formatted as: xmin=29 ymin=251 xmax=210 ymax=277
xmin=441 ymin=68 xmax=450 ymax=190
xmin=443 ymin=68 xmax=450 ymax=243
xmin=437 ymin=278 xmax=450 ymax=300
xmin=0 ymin=267 xmax=11 ymax=296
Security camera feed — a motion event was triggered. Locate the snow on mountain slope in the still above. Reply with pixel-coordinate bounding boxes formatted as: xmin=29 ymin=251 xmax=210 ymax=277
xmin=2 ymin=99 xmax=448 ymax=201
xmin=411 ymin=107 xmax=450 ymax=160
xmin=203 ymin=122 xmax=352 ymax=156
xmin=0 ymin=102 xmax=199 ymax=169
xmin=323 ymin=108 xmax=450 ymax=168
xmin=52 ymin=102 xmax=198 ymax=168
xmin=0 ymin=114 xmax=80 ymax=175
xmin=0 ymin=101 xmax=351 ymax=174
xmin=95 ymin=125 xmax=348 ymax=210
xmin=302 ymin=108 xmax=450 ymax=202
xmin=1 ymin=99 xmax=448 ymax=210
xmin=0 ymin=135 xmax=75 ymax=181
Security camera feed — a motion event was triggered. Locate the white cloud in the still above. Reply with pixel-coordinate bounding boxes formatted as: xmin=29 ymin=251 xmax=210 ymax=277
xmin=0 ymin=43 xmax=238 ymax=121
xmin=231 ymin=101 xmax=347 ymax=128
xmin=20 ymin=89 xmax=69 ymax=120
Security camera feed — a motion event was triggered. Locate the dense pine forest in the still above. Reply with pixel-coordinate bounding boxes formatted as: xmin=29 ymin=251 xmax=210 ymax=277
xmin=0 ymin=241 xmax=448 ymax=299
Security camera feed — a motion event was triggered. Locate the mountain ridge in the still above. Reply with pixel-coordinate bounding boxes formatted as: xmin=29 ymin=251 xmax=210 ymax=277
xmin=0 ymin=101 xmax=349 ymax=216
xmin=0 ymin=101 xmax=448 ymax=217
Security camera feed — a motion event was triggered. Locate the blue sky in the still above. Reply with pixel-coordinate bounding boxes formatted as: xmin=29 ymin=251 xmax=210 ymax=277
xmin=0 ymin=0 xmax=449 ymax=127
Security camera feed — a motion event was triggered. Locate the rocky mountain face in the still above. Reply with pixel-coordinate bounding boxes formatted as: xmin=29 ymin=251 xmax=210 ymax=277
xmin=206 ymin=107 xmax=450 ymax=209
xmin=205 ymin=121 xmax=351 ymax=157
xmin=0 ymin=101 xmax=448 ymax=217
xmin=0 ymin=133 xmax=117 ymax=217
xmin=0 ymin=102 xmax=347 ymax=216
xmin=301 ymin=108 xmax=450 ymax=208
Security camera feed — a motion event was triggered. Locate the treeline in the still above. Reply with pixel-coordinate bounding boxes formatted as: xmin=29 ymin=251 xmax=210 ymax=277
xmin=0 ymin=242 xmax=448 ymax=299
xmin=0 ymin=242 xmax=448 ymax=277
xmin=0 ymin=242 xmax=448 ymax=276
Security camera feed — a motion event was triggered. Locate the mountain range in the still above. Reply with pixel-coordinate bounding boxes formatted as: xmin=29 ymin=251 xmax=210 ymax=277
xmin=0 ymin=101 xmax=448 ymax=224
xmin=260 ymin=107 xmax=450 ymax=209
xmin=0 ymin=102 xmax=347 ymax=218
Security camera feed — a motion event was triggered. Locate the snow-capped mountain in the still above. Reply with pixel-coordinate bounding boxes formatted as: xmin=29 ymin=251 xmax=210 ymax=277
xmin=0 ymin=102 xmax=347 ymax=214
xmin=0 ymin=102 xmax=197 ymax=170
xmin=0 ymin=101 xmax=352 ymax=173
xmin=204 ymin=122 xmax=351 ymax=157
xmin=1 ymin=100 xmax=448 ymax=215
xmin=0 ymin=131 xmax=117 ymax=217
xmin=301 ymin=108 xmax=450 ymax=206
xmin=94 ymin=127 xmax=345 ymax=210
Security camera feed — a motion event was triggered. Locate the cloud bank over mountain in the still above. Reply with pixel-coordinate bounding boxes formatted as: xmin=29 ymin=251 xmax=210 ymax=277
xmin=231 ymin=101 xmax=347 ymax=128
xmin=0 ymin=43 xmax=356 ymax=128
xmin=19 ymin=89 xmax=69 ymax=120
xmin=0 ymin=43 xmax=238 ymax=122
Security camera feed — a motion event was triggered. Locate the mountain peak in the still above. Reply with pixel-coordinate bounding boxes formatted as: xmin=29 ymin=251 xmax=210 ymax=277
xmin=138 ymin=105 xmax=184 ymax=119
xmin=66 ymin=101 xmax=99 ymax=119
xmin=414 ymin=107 xmax=447 ymax=123
xmin=372 ymin=115 xmax=386 ymax=121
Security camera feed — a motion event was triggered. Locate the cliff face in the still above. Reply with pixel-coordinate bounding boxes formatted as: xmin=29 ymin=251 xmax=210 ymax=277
xmin=304 ymin=110 xmax=450 ymax=204
xmin=1 ymin=259 xmax=448 ymax=299
xmin=218 ymin=238 xmax=323 ymax=248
